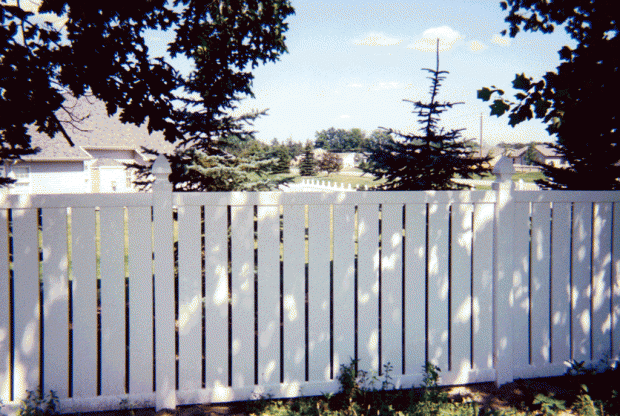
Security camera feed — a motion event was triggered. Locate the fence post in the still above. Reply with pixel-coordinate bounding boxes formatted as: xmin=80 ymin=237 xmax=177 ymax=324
xmin=492 ymin=156 xmax=516 ymax=386
xmin=152 ymin=155 xmax=176 ymax=411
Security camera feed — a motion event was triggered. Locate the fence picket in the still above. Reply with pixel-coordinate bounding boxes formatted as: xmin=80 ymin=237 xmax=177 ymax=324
xmin=357 ymin=204 xmax=379 ymax=373
xmin=550 ymin=203 xmax=571 ymax=365
xmin=178 ymin=205 xmax=202 ymax=391
xmin=613 ymin=203 xmax=620 ymax=357
xmin=0 ymin=210 xmax=10 ymax=403
xmin=257 ymin=205 xmax=280 ymax=385
xmin=333 ymin=205 xmax=355 ymax=376
xmin=381 ymin=204 xmax=403 ymax=375
xmin=231 ymin=205 xmax=255 ymax=388
xmin=591 ymin=203 xmax=612 ymax=359
xmin=427 ymin=204 xmax=449 ymax=370
xmin=12 ymin=209 xmax=39 ymax=400
xmin=451 ymin=204 xmax=473 ymax=377
xmin=572 ymin=202 xmax=593 ymax=362
xmin=71 ymin=208 xmax=98 ymax=398
xmin=404 ymin=204 xmax=426 ymax=374
xmin=307 ymin=205 xmax=331 ymax=382
xmin=127 ymin=207 xmax=153 ymax=395
xmin=283 ymin=205 xmax=306 ymax=388
xmin=531 ymin=203 xmax=551 ymax=367
xmin=512 ymin=202 xmax=530 ymax=371
xmin=41 ymin=208 xmax=69 ymax=398
xmin=203 ymin=205 xmax=229 ymax=392
xmin=99 ymin=207 xmax=126 ymax=396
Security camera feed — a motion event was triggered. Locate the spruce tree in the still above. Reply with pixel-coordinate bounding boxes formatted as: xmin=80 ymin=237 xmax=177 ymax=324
xmin=364 ymin=40 xmax=490 ymax=190
xmin=299 ymin=143 xmax=317 ymax=176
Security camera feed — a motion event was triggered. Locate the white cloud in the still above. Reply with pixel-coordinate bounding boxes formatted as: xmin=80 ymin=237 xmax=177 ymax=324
xmin=469 ymin=40 xmax=487 ymax=52
xmin=354 ymin=32 xmax=403 ymax=46
xmin=372 ymin=81 xmax=401 ymax=90
xmin=408 ymin=26 xmax=464 ymax=52
xmin=491 ymin=34 xmax=511 ymax=47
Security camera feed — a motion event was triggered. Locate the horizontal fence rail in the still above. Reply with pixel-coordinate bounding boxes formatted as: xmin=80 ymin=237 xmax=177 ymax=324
xmin=1 ymin=158 xmax=619 ymax=414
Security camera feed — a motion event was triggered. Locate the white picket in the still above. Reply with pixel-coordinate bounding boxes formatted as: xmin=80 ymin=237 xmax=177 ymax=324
xmin=257 ymin=205 xmax=280 ymax=385
xmin=591 ymin=203 xmax=612 ymax=358
xmin=127 ymin=207 xmax=153 ymax=395
xmin=178 ymin=205 xmax=203 ymax=391
xmin=99 ymin=207 xmax=126 ymax=395
xmin=427 ymin=204 xmax=449 ymax=370
xmin=531 ymin=203 xmax=551 ymax=367
xmin=203 ymin=205 xmax=229 ymax=391
xmin=231 ymin=205 xmax=255 ymax=388
xmin=0 ymin=210 xmax=10 ymax=403
xmin=551 ymin=203 xmax=571 ymax=364
xmin=307 ymin=205 xmax=331 ymax=382
xmin=332 ymin=205 xmax=355 ymax=375
xmin=283 ymin=204 xmax=306 ymax=386
xmin=512 ymin=203 xmax=531 ymax=370
xmin=451 ymin=204 xmax=473 ymax=375
xmin=357 ymin=204 xmax=379 ymax=373
xmin=41 ymin=208 xmax=69 ymax=398
xmin=12 ymin=209 xmax=39 ymax=400
xmin=71 ymin=208 xmax=98 ymax=398
xmin=381 ymin=204 xmax=403 ymax=375
xmin=572 ymin=202 xmax=592 ymax=362
xmin=613 ymin=203 xmax=620 ymax=357
xmin=404 ymin=204 xmax=427 ymax=374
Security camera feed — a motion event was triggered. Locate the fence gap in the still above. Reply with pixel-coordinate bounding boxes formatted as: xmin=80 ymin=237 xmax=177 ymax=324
xmin=470 ymin=206 xmax=475 ymax=370
xmin=124 ymin=207 xmax=130 ymax=394
xmin=377 ymin=204 xmax=382 ymax=375
xmin=589 ymin=202 xmax=595 ymax=361
xmin=95 ymin=208 xmax=101 ymax=396
xmin=151 ymin=206 xmax=156 ymax=393
xmin=447 ymin=204 xmax=452 ymax=372
xmin=548 ymin=203 xmax=554 ymax=364
xmin=66 ymin=208 xmax=73 ymax=398
xmin=227 ymin=205 xmax=232 ymax=387
xmin=173 ymin=207 xmax=179 ymax=391
xmin=353 ymin=205 xmax=358 ymax=373
xmin=527 ymin=202 xmax=533 ymax=366
xmin=424 ymin=203 xmax=429 ymax=365
xmin=253 ymin=205 xmax=258 ymax=386
xmin=201 ymin=206 xmax=206 ymax=389
xmin=569 ymin=203 xmax=574 ymax=360
xmin=329 ymin=204 xmax=334 ymax=380
xmin=38 ymin=208 xmax=43 ymax=389
xmin=401 ymin=204 xmax=406 ymax=375
xmin=8 ymin=209 xmax=14 ymax=402
xmin=304 ymin=204 xmax=309 ymax=382
xmin=279 ymin=205 xmax=284 ymax=384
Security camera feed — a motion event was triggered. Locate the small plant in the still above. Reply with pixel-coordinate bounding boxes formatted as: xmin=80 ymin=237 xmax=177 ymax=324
xmin=571 ymin=385 xmax=599 ymax=416
xmin=533 ymin=393 xmax=566 ymax=415
xmin=17 ymin=389 xmax=59 ymax=416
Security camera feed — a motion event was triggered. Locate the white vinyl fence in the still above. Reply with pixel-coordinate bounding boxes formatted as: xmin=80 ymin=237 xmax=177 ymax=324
xmin=1 ymin=157 xmax=619 ymax=414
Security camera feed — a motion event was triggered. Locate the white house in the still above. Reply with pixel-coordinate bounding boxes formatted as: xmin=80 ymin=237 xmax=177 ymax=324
xmin=1 ymin=97 xmax=174 ymax=194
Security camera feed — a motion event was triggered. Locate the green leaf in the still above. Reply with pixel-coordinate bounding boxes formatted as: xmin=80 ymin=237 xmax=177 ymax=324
xmin=490 ymin=99 xmax=510 ymax=116
xmin=477 ymin=87 xmax=494 ymax=101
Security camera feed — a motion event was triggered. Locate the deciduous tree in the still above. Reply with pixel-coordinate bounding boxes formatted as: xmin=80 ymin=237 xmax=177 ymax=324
xmin=318 ymin=151 xmax=343 ymax=175
xmin=478 ymin=0 xmax=619 ymax=189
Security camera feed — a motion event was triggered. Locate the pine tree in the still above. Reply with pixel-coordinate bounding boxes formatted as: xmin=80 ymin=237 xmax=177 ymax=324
xmin=363 ymin=40 xmax=490 ymax=190
xmin=299 ymin=143 xmax=317 ymax=176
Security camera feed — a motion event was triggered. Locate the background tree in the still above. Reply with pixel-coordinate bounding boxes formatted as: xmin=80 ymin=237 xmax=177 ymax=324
xmin=317 ymin=151 xmax=343 ymax=175
xmin=270 ymin=145 xmax=292 ymax=174
xmin=478 ymin=0 xmax=619 ymax=189
xmin=314 ymin=127 xmax=367 ymax=152
xmin=0 ymin=0 xmax=294 ymax=190
xmin=364 ymin=40 xmax=490 ymax=190
xmin=299 ymin=142 xmax=317 ymax=176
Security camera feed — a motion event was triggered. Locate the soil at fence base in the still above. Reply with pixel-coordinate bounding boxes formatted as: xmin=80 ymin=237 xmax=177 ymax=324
xmin=63 ymin=376 xmax=604 ymax=416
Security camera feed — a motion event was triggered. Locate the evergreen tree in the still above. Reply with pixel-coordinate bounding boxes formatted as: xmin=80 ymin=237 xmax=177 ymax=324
xmin=271 ymin=146 xmax=292 ymax=174
xmin=363 ymin=40 xmax=490 ymax=190
xmin=299 ymin=143 xmax=317 ymax=176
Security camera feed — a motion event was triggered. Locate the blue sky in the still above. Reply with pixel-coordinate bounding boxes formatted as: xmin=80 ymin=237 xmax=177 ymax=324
xmin=229 ymin=0 xmax=574 ymax=146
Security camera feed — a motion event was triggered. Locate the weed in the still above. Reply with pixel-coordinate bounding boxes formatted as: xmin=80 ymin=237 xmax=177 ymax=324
xmin=17 ymin=389 xmax=59 ymax=416
xmin=532 ymin=393 xmax=566 ymax=415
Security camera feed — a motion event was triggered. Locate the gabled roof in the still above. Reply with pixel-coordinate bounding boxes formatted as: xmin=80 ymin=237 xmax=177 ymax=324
xmin=23 ymin=96 xmax=175 ymax=162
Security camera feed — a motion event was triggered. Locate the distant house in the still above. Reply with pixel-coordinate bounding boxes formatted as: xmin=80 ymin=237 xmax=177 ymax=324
xmin=1 ymin=97 xmax=174 ymax=194
xmin=506 ymin=144 xmax=569 ymax=171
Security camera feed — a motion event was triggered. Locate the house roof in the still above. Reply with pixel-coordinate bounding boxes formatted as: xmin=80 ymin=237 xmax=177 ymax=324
xmin=23 ymin=96 xmax=175 ymax=162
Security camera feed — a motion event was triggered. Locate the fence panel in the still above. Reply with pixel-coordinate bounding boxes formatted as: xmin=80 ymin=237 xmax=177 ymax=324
xmin=591 ymin=203 xmax=612 ymax=359
xmin=307 ymin=205 xmax=331 ymax=382
xmin=0 ymin=210 xmax=10 ymax=403
xmin=531 ymin=203 xmax=551 ymax=368
xmin=127 ymin=206 xmax=153 ymax=395
xmin=231 ymin=205 xmax=255 ymax=388
xmin=257 ymin=205 xmax=280 ymax=385
xmin=381 ymin=204 xmax=403 ymax=376
xmin=283 ymin=204 xmax=306 ymax=389
xmin=41 ymin=208 xmax=69 ymax=398
xmin=613 ymin=203 xmax=620 ymax=356
xmin=357 ymin=204 xmax=379 ymax=373
xmin=451 ymin=204 xmax=473 ymax=376
xmin=551 ymin=203 xmax=571 ymax=365
xmin=71 ymin=208 xmax=98 ymax=398
xmin=12 ymin=209 xmax=40 ymax=400
xmin=178 ymin=205 xmax=203 ymax=391
xmin=99 ymin=207 xmax=126 ymax=396
xmin=572 ymin=202 xmax=593 ymax=362
xmin=512 ymin=202 xmax=531 ymax=372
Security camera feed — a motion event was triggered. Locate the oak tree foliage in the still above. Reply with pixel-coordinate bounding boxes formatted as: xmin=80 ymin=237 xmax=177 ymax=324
xmin=478 ymin=0 xmax=619 ymax=189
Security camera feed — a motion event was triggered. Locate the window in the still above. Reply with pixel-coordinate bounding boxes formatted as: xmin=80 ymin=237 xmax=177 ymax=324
xmin=13 ymin=166 xmax=30 ymax=181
